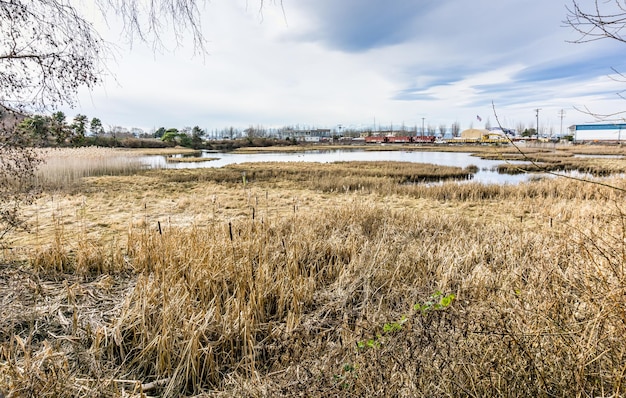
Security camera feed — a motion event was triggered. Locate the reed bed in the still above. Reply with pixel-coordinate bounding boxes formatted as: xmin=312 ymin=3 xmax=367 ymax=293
xmin=34 ymin=148 xmax=147 ymax=190
xmin=153 ymin=163 xmax=625 ymax=202
xmin=495 ymin=155 xmax=626 ymax=176
xmin=1 ymin=161 xmax=626 ymax=397
xmin=158 ymin=161 xmax=473 ymax=187
xmin=562 ymin=144 xmax=626 ymax=156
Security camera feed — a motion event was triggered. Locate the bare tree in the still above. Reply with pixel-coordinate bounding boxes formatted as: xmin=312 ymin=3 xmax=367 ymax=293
xmin=565 ymin=0 xmax=626 ymax=120
xmin=438 ymin=124 xmax=447 ymax=137
xmin=451 ymin=121 xmax=461 ymax=137
xmin=1 ymin=0 xmax=216 ymax=111
xmin=1 ymin=1 xmax=102 ymax=111
xmin=565 ymin=0 xmax=626 ymax=45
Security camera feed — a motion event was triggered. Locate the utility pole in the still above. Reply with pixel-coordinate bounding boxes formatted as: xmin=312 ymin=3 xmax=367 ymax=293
xmin=558 ymin=109 xmax=566 ymax=137
xmin=535 ymin=108 xmax=541 ymax=138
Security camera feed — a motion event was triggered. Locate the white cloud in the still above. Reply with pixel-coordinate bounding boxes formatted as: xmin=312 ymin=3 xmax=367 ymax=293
xmin=60 ymin=0 xmax=626 ymax=133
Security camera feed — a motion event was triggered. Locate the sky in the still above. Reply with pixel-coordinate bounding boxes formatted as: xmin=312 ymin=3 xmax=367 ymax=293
xmin=62 ymin=0 xmax=626 ymax=135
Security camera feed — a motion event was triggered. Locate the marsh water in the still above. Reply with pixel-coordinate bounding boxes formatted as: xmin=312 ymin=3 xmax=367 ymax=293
xmin=138 ymin=149 xmax=546 ymax=184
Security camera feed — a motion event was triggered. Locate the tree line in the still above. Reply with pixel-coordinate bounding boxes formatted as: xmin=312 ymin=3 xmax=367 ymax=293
xmin=12 ymin=111 xmax=305 ymax=151
xmin=15 ymin=111 xmax=208 ymax=149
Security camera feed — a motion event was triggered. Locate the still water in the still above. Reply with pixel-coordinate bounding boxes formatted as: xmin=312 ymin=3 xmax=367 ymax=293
xmin=141 ymin=149 xmax=538 ymax=184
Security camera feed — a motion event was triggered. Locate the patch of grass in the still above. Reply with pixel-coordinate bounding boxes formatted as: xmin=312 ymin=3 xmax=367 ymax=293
xmin=34 ymin=147 xmax=147 ymax=191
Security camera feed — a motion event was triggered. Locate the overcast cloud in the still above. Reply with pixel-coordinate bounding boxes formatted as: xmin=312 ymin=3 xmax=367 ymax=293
xmin=63 ymin=0 xmax=626 ymax=134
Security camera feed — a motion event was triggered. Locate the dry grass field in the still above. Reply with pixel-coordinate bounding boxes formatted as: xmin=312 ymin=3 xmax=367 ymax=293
xmin=1 ymin=146 xmax=626 ymax=397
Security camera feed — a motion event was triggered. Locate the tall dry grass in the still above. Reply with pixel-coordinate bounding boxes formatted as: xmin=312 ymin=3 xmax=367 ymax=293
xmin=34 ymin=147 xmax=147 ymax=190
xmin=0 ymin=180 xmax=626 ymax=396
xmin=1 ymin=161 xmax=626 ymax=396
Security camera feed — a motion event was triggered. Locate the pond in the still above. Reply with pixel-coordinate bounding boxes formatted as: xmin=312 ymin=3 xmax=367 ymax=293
xmin=140 ymin=149 xmax=543 ymax=184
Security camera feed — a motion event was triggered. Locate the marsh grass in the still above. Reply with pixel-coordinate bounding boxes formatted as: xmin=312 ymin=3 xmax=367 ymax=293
xmin=157 ymin=161 xmax=474 ymax=191
xmin=1 ymin=159 xmax=626 ymax=397
xmin=495 ymin=155 xmax=626 ymax=176
xmin=34 ymin=148 xmax=147 ymax=190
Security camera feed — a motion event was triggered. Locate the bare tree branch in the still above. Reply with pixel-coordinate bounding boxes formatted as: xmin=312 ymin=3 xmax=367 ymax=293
xmin=565 ymin=0 xmax=626 ymax=44
xmin=564 ymin=1 xmax=626 ymax=122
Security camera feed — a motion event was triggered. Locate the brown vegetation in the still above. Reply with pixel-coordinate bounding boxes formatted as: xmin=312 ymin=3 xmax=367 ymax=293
xmin=165 ymin=156 xmax=218 ymax=163
xmin=1 ymin=148 xmax=625 ymax=397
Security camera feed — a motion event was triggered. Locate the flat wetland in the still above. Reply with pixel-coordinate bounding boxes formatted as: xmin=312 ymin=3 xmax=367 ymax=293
xmin=1 ymin=144 xmax=626 ymax=397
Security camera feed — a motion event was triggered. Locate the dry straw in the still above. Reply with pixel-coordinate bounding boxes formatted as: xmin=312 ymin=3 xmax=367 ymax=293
xmin=1 ymin=153 xmax=626 ymax=396
xmin=34 ymin=147 xmax=147 ymax=190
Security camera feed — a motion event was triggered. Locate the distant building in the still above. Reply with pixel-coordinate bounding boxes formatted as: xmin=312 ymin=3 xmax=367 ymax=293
xmin=571 ymin=124 xmax=626 ymax=143
xmin=286 ymin=128 xmax=332 ymax=142
xmin=455 ymin=128 xmax=509 ymax=143
xmin=488 ymin=127 xmax=516 ymax=136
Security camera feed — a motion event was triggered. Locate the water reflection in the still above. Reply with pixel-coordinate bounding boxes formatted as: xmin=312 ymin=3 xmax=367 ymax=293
xmin=141 ymin=149 xmax=541 ymax=184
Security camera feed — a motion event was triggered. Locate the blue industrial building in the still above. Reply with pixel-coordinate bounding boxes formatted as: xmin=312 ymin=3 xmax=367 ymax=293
xmin=571 ymin=124 xmax=626 ymax=143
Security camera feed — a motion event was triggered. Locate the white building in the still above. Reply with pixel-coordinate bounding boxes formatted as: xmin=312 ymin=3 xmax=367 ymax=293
xmin=572 ymin=124 xmax=626 ymax=143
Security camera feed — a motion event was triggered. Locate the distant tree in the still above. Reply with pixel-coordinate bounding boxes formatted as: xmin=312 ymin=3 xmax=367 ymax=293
xmin=400 ymin=122 xmax=407 ymax=133
xmin=137 ymin=129 xmax=153 ymax=139
xmin=484 ymin=117 xmax=492 ymax=130
xmin=18 ymin=115 xmax=50 ymax=146
xmin=50 ymin=111 xmax=69 ymax=145
xmin=178 ymin=134 xmax=192 ymax=147
xmin=451 ymin=122 xmax=461 ymax=137
xmin=177 ymin=127 xmax=193 ymax=147
xmin=154 ymin=127 xmax=166 ymax=139
xmin=71 ymin=114 xmax=88 ymax=144
xmin=90 ymin=117 xmax=104 ymax=136
xmin=191 ymin=126 xmax=204 ymax=148
xmin=245 ymin=126 xmax=257 ymax=138
xmin=191 ymin=126 xmax=204 ymax=138
xmin=223 ymin=126 xmax=239 ymax=139
xmin=161 ymin=128 xmax=180 ymax=143
xmin=130 ymin=127 xmax=145 ymax=137
xmin=256 ymin=125 xmax=267 ymax=137
xmin=109 ymin=125 xmax=129 ymax=141
xmin=438 ymin=124 xmax=447 ymax=137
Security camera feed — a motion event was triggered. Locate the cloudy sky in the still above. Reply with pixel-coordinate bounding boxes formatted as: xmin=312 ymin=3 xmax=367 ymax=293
xmin=63 ymin=0 xmax=626 ymax=134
